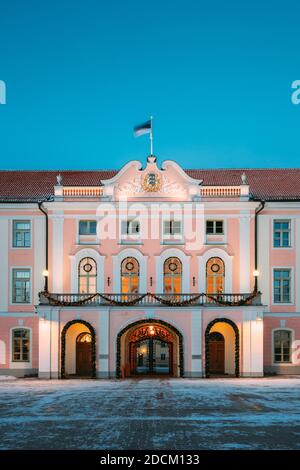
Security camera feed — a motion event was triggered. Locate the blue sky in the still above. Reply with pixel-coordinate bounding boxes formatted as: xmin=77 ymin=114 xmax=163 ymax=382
xmin=0 ymin=0 xmax=299 ymax=169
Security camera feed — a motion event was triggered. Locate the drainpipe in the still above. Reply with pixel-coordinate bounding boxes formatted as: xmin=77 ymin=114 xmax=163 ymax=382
xmin=38 ymin=202 xmax=49 ymax=292
xmin=254 ymin=200 xmax=265 ymax=292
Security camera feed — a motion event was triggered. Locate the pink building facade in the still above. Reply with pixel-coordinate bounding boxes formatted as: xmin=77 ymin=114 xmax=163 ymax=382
xmin=0 ymin=157 xmax=300 ymax=378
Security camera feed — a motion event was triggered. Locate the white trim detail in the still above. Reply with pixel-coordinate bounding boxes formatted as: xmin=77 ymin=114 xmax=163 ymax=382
xmin=112 ymin=248 xmax=148 ymax=293
xmin=52 ymin=215 xmax=64 ymax=293
xmin=70 ymin=248 xmax=105 ymax=293
xmin=197 ymin=248 xmax=233 ymax=293
xmin=239 ymin=212 xmax=251 ymax=292
xmin=0 ymin=218 xmax=8 ymax=310
xmin=155 ymin=248 xmax=191 ymax=293
xmin=0 ymin=339 xmax=6 ymax=365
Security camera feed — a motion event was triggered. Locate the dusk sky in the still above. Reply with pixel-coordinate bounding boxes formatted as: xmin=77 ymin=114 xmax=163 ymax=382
xmin=0 ymin=0 xmax=299 ymax=170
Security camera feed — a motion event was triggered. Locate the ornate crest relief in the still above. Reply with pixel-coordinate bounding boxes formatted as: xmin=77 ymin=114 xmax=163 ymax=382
xmin=142 ymin=172 xmax=162 ymax=192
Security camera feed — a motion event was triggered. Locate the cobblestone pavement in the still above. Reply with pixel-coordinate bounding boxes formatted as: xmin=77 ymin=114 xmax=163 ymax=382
xmin=0 ymin=377 xmax=300 ymax=449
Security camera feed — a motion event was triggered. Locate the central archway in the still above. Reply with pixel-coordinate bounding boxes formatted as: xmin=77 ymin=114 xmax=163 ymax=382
xmin=116 ymin=319 xmax=184 ymax=378
xmin=205 ymin=318 xmax=239 ymax=378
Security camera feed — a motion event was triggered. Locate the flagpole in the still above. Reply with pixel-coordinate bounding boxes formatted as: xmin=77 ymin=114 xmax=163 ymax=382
xmin=150 ymin=115 xmax=153 ymax=155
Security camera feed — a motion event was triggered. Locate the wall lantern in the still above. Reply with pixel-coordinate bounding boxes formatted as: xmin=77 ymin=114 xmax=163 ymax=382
xmin=42 ymin=269 xmax=49 ymax=292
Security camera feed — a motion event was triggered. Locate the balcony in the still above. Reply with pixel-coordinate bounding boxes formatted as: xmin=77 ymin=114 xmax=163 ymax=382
xmin=39 ymin=291 xmax=262 ymax=307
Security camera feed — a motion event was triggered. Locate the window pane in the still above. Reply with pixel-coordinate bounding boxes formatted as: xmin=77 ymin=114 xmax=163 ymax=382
xmin=206 ymin=221 xmax=214 ymax=234
xmin=12 ymin=270 xmax=30 ymax=303
xmin=79 ymin=221 xmax=97 ymax=235
xmin=13 ymin=330 xmax=30 ymax=362
xmin=13 ymin=221 xmax=31 ymax=248
xmin=172 ymin=221 xmax=181 ymax=234
xmin=215 ymin=221 xmax=223 ymax=233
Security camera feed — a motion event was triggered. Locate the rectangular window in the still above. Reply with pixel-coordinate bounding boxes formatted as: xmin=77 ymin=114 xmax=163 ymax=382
xmin=12 ymin=269 xmax=31 ymax=303
xmin=206 ymin=220 xmax=224 ymax=235
xmin=12 ymin=329 xmax=30 ymax=362
xmin=273 ymin=269 xmax=292 ymax=303
xmin=79 ymin=220 xmax=97 ymax=235
xmin=163 ymin=220 xmax=182 ymax=235
xmin=13 ymin=220 xmax=31 ymax=247
xmin=121 ymin=219 xmax=140 ymax=235
xmin=273 ymin=220 xmax=291 ymax=247
xmin=274 ymin=330 xmax=291 ymax=363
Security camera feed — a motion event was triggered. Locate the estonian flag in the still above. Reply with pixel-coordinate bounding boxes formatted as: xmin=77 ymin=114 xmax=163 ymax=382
xmin=134 ymin=119 xmax=151 ymax=137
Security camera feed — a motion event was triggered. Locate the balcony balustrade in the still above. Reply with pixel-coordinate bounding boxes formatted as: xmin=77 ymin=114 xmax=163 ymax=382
xmin=39 ymin=291 xmax=262 ymax=307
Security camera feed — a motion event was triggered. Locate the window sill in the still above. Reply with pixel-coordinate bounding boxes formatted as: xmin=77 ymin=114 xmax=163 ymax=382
xmin=76 ymin=242 xmax=100 ymax=246
xmin=204 ymin=242 xmax=228 ymax=246
xmin=10 ymin=247 xmax=32 ymax=250
xmin=118 ymin=241 xmax=143 ymax=245
xmin=272 ymin=247 xmax=293 ymax=250
xmin=272 ymin=302 xmax=294 ymax=307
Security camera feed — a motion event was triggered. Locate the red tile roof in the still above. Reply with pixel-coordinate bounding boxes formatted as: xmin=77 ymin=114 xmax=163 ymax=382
xmin=0 ymin=168 xmax=299 ymax=201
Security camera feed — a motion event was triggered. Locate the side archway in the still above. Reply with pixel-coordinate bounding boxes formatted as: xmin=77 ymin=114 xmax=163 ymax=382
xmin=116 ymin=319 xmax=184 ymax=378
xmin=205 ymin=318 xmax=239 ymax=377
xmin=61 ymin=320 xmax=96 ymax=378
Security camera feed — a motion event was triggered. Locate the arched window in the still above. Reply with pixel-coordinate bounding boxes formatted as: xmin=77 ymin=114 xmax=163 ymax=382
xmin=12 ymin=328 xmax=30 ymax=362
xmin=78 ymin=257 xmax=97 ymax=294
xmin=274 ymin=330 xmax=292 ymax=363
xmin=206 ymin=257 xmax=224 ymax=294
xmin=163 ymin=257 xmax=182 ymax=294
xmin=121 ymin=258 xmax=139 ymax=294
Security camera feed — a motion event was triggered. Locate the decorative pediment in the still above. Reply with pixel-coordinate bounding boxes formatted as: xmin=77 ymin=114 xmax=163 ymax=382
xmin=101 ymin=156 xmax=202 ymax=200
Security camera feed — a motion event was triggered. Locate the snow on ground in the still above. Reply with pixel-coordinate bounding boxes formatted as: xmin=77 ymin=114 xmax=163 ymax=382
xmin=0 ymin=377 xmax=300 ymax=450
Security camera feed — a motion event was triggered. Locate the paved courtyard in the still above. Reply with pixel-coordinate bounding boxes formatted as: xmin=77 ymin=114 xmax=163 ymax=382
xmin=0 ymin=377 xmax=300 ymax=450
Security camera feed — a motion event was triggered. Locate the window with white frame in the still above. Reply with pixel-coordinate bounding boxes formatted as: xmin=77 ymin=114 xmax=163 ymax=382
xmin=12 ymin=269 xmax=31 ymax=303
xmin=13 ymin=220 xmax=31 ymax=247
xmin=273 ymin=220 xmax=291 ymax=247
xmin=79 ymin=220 xmax=97 ymax=235
xmin=12 ymin=329 xmax=30 ymax=362
xmin=121 ymin=219 xmax=140 ymax=236
xmin=273 ymin=269 xmax=292 ymax=303
xmin=274 ymin=330 xmax=292 ymax=363
xmin=163 ymin=219 xmax=182 ymax=236
xmin=206 ymin=220 xmax=224 ymax=235
xmin=78 ymin=257 xmax=97 ymax=293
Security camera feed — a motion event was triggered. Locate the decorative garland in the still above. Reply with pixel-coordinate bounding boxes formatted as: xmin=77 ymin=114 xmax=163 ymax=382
xmin=205 ymin=290 xmax=259 ymax=307
xmin=39 ymin=290 xmax=260 ymax=307
xmin=150 ymin=293 xmax=202 ymax=306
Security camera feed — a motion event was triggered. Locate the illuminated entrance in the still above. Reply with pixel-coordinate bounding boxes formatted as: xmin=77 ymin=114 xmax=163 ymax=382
xmin=132 ymin=338 xmax=171 ymax=375
xmin=117 ymin=320 xmax=184 ymax=378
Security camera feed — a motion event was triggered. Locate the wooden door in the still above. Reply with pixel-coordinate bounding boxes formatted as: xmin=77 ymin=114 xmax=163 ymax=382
xmin=209 ymin=332 xmax=225 ymax=374
xmin=76 ymin=341 xmax=92 ymax=376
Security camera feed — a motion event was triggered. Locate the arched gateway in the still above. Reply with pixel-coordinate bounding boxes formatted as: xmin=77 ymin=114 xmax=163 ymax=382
xmin=61 ymin=320 xmax=96 ymax=378
xmin=116 ymin=319 xmax=184 ymax=378
xmin=205 ymin=318 xmax=239 ymax=378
